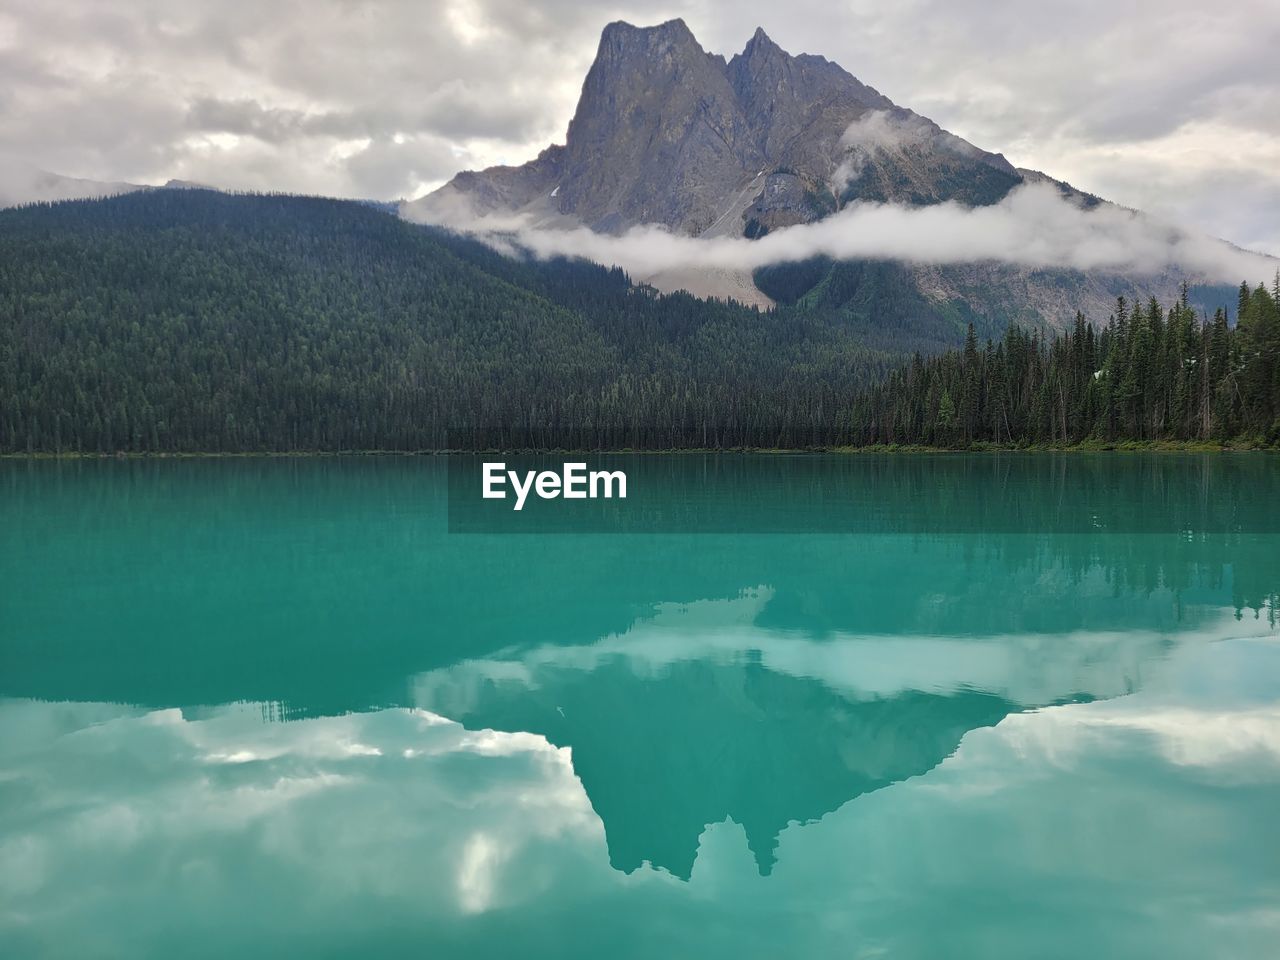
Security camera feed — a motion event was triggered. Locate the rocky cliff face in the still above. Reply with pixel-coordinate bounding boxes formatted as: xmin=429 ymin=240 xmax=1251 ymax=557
xmin=558 ymin=20 xmax=760 ymax=233
xmin=411 ymin=20 xmax=1190 ymax=327
xmin=422 ymin=19 xmax=1028 ymax=237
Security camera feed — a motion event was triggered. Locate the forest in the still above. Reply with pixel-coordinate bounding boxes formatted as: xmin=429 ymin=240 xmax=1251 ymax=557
xmin=852 ymin=284 xmax=1280 ymax=448
xmin=0 ymin=189 xmax=1275 ymax=452
xmin=0 ymin=190 xmax=899 ymax=452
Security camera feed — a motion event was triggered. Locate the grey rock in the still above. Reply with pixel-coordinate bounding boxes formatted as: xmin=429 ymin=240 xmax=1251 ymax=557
xmin=414 ymin=20 xmax=1247 ymax=328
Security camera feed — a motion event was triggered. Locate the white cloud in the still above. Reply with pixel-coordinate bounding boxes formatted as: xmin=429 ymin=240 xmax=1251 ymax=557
xmin=0 ymin=158 xmax=145 ymax=206
xmin=830 ymin=110 xmax=933 ymax=197
xmin=406 ymin=180 xmax=1277 ymax=283
xmin=0 ymin=0 xmax=1275 ymax=241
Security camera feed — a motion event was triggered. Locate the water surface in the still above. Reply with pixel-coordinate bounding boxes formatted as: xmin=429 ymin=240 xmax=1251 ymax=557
xmin=2 ymin=454 xmax=1278 ymax=958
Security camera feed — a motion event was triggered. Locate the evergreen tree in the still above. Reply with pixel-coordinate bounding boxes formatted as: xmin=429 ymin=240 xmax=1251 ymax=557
xmin=850 ymin=288 xmax=1278 ymax=448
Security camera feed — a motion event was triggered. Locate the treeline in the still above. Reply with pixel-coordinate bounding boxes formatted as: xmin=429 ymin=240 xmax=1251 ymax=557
xmin=852 ymin=284 xmax=1280 ymax=447
xmin=0 ymin=190 xmax=898 ymax=453
xmin=2 ymin=189 xmax=1275 ymax=453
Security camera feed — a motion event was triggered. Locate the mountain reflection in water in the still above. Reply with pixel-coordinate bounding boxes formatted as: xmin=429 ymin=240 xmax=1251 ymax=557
xmin=1 ymin=455 xmax=1278 ymax=958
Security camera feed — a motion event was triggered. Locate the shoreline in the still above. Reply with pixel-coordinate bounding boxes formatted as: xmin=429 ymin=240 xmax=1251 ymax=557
xmin=3 ymin=440 xmax=1277 ymax=460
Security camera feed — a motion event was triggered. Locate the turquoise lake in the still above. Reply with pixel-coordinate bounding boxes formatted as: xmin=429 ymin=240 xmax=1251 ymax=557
xmin=2 ymin=454 xmax=1278 ymax=958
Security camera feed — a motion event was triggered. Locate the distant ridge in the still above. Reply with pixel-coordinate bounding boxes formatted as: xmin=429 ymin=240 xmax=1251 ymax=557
xmin=0 ymin=164 xmax=224 ymax=209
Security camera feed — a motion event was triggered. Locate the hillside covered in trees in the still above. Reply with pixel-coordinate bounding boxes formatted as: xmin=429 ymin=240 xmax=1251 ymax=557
xmin=0 ymin=189 xmax=1273 ymax=452
xmin=0 ymin=190 xmax=900 ymax=453
xmin=852 ymin=285 xmax=1280 ymax=447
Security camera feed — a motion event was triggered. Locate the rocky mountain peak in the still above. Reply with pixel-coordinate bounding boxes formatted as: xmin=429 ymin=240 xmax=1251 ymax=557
xmin=423 ymin=19 xmax=1028 ymax=237
xmin=601 ymin=17 xmax=692 ymax=40
xmin=581 ymin=18 xmax=727 ymax=99
xmin=410 ymin=19 xmax=1189 ymax=325
xmin=596 ymin=18 xmax=708 ymax=63
xmin=728 ymin=28 xmax=892 ymax=158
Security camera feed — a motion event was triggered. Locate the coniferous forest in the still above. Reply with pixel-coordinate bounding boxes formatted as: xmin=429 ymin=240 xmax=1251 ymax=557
xmin=852 ymin=285 xmax=1280 ymax=448
xmin=0 ymin=189 xmax=1276 ymax=452
xmin=0 ymin=190 xmax=897 ymax=452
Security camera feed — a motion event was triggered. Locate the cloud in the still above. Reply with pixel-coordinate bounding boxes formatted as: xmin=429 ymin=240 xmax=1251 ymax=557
xmin=830 ymin=109 xmax=951 ymax=198
xmin=832 ymin=112 xmax=906 ymax=197
xmin=838 ymin=110 xmax=934 ymax=153
xmin=185 ymin=88 xmax=549 ymax=146
xmin=0 ymin=0 xmax=1276 ymax=238
xmin=404 ymin=181 xmax=1277 ymax=283
xmin=344 ymin=135 xmax=462 ymax=199
xmin=185 ymin=97 xmax=320 ymax=143
xmin=0 ymin=157 xmax=145 ymax=206
xmin=0 ymin=0 xmax=593 ymax=199
xmin=412 ymin=587 xmax=1244 ymax=712
xmin=1047 ymin=120 xmax=1280 ymax=260
xmin=0 ymin=697 xmax=613 ymax=949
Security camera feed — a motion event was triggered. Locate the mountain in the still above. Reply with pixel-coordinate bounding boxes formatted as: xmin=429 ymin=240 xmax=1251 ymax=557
xmin=0 ymin=189 xmax=905 ymax=454
xmin=419 ymin=21 xmax=1030 ymax=235
xmin=0 ymin=162 xmax=147 ymax=207
xmin=0 ymin=162 xmax=220 ymax=209
xmin=411 ymin=20 xmax=1193 ymax=328
xmin=0 ymin=189 xmax=1254 ymax=455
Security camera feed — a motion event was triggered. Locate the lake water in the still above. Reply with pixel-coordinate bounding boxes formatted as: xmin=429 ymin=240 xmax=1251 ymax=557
xmin=2 ymin=454 xmax=1278 ymax=958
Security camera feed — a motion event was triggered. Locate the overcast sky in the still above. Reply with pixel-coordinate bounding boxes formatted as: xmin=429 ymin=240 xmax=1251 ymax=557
xmin=3 ymin=0 xmax=1277 ymax=253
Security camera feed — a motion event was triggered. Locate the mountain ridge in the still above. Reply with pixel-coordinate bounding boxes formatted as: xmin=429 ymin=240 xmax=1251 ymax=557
xmin=409 ymin=20 xmax=1217 ymax=329
xmin=419 ymin=19 xmax=1028 ymax=236
xmin=0 ymin=164 xmax=217 ymax=208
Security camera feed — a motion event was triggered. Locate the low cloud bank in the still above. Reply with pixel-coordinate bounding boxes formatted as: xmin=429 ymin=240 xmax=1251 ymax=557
xmin=831 ymin=110 xmax=942 ymax=197
xmin=403 ymin=181 xmax=1276 ymax=283
xmin=0 ymin=158 xmax=145 ymax=208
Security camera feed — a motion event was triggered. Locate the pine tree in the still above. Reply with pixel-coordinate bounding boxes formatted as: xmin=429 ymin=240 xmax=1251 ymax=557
xmin=847 ymin=288 xmax=1276 ymax=448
